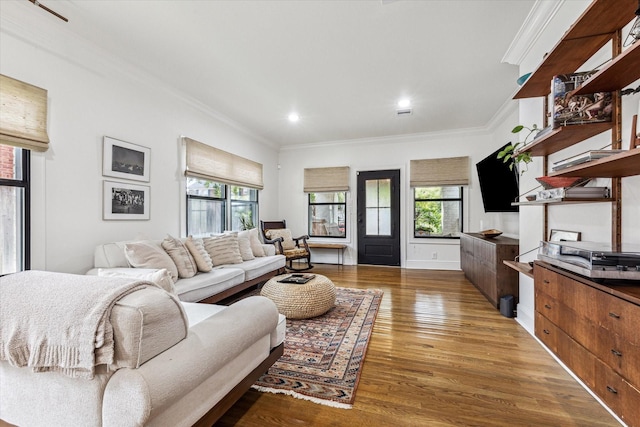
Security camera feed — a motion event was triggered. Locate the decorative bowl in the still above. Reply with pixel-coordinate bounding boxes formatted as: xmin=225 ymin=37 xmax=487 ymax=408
xmin=536 ymin=176 xmax=590 ymax=190
xmin=479 ymin=229 xmax=503 ymax=238
xmin=525 ymin=194 xmax=537 ymax=201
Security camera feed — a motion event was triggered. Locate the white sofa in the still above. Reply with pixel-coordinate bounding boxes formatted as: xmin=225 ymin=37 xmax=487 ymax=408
xmin=0 ymin=272 xmax=286 ymax=426
xmin=87 ymin=234 xmax=286 ymax=304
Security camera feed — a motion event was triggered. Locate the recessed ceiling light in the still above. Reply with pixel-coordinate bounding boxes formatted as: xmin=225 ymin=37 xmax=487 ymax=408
xmin=288 ymin=113 xmax=299 ymax=122
xmin=397 ymin=98 xmax=411 ymax=109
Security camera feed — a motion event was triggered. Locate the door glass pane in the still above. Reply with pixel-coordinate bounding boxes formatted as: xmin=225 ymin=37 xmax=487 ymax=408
xmin=366 ymin=208 xmax=378 ymax=235
xmin=378 ymin=207 xmax=391 ymax=235
xmin=379 ymin=179 xmax=391 ymax=207
xmin=0 ymin=186 xmax=24 ymax=274
xmin=365 ymin=180 xmax=378 ymax=207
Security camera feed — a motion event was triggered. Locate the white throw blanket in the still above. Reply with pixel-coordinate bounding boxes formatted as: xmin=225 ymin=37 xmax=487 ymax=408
xmin=0 ymin=270 xmax=154 ymax=379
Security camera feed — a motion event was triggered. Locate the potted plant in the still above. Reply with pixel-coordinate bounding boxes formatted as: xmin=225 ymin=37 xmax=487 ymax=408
xmin=497 ymin=124 xmax=540 ymax=175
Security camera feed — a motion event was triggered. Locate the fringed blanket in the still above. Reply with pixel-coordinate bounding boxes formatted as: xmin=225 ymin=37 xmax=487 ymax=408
xmin=0 ymin=270 xmax=153 ymax=379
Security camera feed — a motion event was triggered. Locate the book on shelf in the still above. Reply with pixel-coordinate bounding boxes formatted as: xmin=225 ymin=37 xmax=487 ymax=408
xmin=552 ymin=72 xmax=612 ymax=128
xmin=552 ymin=149 xmax=625 ymax=171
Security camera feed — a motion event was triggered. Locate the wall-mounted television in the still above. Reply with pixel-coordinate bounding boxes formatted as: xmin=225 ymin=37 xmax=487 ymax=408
xmin=476 ymin=143 xmax=520 ymax=213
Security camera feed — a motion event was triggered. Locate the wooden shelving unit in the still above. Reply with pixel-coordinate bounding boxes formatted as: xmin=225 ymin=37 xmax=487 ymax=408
xmin=574 ymin=41 xmax=640 ymax=95
xmin=516 ymin=122 xmax=612 ymax=156
xmin=514 ymin=0 xmax=638 ymax=99
xmin=503 ymin=260 xmax=533 ymax=279
xmin=550 ymin=149 xmax=640 ymax=178
xmin=512 ymin=0 xmax=638 ymax=254
xmin=512 ymin=197 xmax=614 ymax=206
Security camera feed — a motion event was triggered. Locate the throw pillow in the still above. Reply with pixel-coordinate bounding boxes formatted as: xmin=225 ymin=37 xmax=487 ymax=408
xmin=124 ymin=241 xmax=179 ymax=282
xmin=237 ymin=232 xmax=255 ymax=261
xmin=203 ymin=233 xmax=243 ymax=266
xmin=247 ymin=227 xmax=265 ymax=257
xmin=266 ymin=228 xmax=295 ymax=250
xmin=162 ymin=235 xmax=198 ymax=279
xmin=184 ymin=236 xmax=213 ymax=272
xmin=98 ymin=268 xmax=176 ymax=295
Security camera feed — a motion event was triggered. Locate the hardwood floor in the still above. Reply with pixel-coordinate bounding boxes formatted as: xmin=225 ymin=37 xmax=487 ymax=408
xmin=216 ymin=265 xmax=620 ymax=427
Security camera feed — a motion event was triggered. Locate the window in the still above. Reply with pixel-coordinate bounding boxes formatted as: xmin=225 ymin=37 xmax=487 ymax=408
xmin=308 ymin=192 xmax=346 ymax=238
xmin=0 ymin=145 xmax=30 ymax=274
xmin=186 ymin=178 xmax=258 ymax=236
xmin=230 ymin=186 xmax=258 ymax=231
xmin=414 ymin=186 xmax=462 ymax=238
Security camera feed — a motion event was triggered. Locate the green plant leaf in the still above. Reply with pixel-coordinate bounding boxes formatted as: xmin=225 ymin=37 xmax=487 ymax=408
xmin=512 ymin=125 xmax=524 ymax=133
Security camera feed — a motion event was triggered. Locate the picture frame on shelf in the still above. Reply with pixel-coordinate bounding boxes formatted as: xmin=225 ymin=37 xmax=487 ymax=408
xmin=103 ymin=136 xmax=150 ymax=182
xmin=103 ymin=180 xmax=150 ymax=220
xmin=549 ymin=229 xmax=581 ymax=242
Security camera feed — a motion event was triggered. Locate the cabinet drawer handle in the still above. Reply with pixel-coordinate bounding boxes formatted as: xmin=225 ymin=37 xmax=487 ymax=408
xmin=606 ymin=386 xmax=618 ymax=394
xmin=611 ymin=349 xmax=622 ymax=357
xmin=609 ymin=312 xmax=621 ymax=319
xmin=543 ymin=329 xmax=550 ymax=335
xmin=544 ymin=304 xmax=551 ymax=309
xmin=543 ymin=280 xmax=550 ymax=284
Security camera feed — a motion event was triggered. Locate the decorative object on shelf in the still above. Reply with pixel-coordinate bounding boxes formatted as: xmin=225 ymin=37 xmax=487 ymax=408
xmin=552 ymin=149 xmax=625 ymax=171
xmin=623 ymin=0 xmax=640 ymax=47
xmin=525 ymin=194 xmax=537 ymax=201
xmin=536 ymin=186 xmax=609 ymax=200
xmin=549 ymin=229 xmax=581 ymax=242
xmin=552 ymin=72 xmax=612 ymax=128
xmin=103 ymin=180 xmax=150 ymax=220
xmin=496 ymin=124 xmax=540 ymax=174
xmin=103 ymin=136 xmax=151 ymax=182
xmin=535 ymin=176 xmax=590 ymax=189
xmin=479 ymin=229 xmax=503 ymax=238
xmin=517 ymin=72 xmax=532 ymax=86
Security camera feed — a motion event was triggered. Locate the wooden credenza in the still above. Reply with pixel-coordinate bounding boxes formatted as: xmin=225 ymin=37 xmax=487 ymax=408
xmin=460 ymin=233 xmax=519 ymax=308
xmin=534 ymin=261 xmax=640 ymax=426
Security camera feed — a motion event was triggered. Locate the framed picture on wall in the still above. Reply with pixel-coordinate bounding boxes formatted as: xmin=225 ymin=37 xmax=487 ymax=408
xmin=103 ymin=180 xmax=150 ymax=220
xmin=103 ymin=136 xmax=150 ymax=182
xmin=549 ymin=229 xmax=581 ymax=242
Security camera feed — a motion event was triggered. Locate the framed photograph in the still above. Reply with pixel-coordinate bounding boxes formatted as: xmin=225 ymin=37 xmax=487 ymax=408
xmin=103 ymin=180 xmax=150 ymax=220
xmin=549 ymin=229 xmax=581 ymax=242
xmin=103 ymin=136 xmax=150 ymax=182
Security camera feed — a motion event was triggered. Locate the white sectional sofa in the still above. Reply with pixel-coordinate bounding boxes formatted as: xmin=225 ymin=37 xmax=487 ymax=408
xmin=87 ymin=231 xmax=286 ymax=304
xmin=0 ymin=271 xmax=286 ymax=426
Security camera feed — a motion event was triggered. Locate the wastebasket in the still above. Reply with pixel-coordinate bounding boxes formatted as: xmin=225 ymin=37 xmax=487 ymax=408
xmin=500 ymin=295 xmax=515 ymax=318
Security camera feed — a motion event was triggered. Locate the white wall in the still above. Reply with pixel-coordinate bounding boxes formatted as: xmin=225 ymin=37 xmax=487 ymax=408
xmin=0 ymin=4 xmax=280 ymax=274
xmin=514 ymin=1 xmax=640 ymax=333
xmin=277 ymin=103 xmax=520 ymax=268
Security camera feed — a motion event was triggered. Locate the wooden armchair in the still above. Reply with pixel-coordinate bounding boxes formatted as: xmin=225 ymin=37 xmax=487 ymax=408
xmin=260 ymin=220 xmax=313 ymax=271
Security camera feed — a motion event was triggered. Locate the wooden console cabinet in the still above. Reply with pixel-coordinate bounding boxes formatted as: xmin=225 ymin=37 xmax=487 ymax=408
xmin=534 ymin=261 xmax=640 ymax=426
xmin=460 ymin=233 xmax=519 ymax=309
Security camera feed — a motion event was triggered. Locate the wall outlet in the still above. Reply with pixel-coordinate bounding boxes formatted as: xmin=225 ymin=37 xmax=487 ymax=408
xmin=431 ymin=252 xmax=438 ymax=260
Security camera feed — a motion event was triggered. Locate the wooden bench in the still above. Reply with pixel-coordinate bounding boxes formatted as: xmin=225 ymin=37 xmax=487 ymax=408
xmin=307 ymin=243 xmax=347 ymax=265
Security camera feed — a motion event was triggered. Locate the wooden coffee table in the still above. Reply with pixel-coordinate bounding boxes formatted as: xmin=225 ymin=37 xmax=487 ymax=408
xmin=260 ymin=274 xmax=336 ymax=319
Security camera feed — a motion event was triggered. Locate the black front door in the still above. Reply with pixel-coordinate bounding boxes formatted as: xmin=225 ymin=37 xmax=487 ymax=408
xmin=357 ymin=169 xmax=400 ymax=266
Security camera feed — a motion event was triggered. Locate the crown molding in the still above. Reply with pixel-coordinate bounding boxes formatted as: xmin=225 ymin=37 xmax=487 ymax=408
xmin=501 ymin=0 xmax=565 ymax=66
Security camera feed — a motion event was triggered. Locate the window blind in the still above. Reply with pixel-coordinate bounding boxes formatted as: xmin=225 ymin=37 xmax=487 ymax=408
xmin=303 ymin=166 xmax=350 ymax=192
xmin=0 ymin=74 xmax=50 ymax=152
xmin=183 ymin=137 xmax=264 ymax=189
xmin=410 ymin=156 xmax=469 ymax=187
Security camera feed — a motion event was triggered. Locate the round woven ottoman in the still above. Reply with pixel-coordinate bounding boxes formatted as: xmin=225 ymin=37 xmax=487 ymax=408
xmin=260 ymin=274 xmax=337 ymax=319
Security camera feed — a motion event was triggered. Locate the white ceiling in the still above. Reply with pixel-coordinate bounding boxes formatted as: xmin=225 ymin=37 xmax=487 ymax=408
xmin=19 ymin=0 xmax=536 ymax=147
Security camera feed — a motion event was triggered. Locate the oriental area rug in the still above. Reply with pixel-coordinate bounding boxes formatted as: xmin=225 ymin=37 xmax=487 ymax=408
xmin=252 ymin=287 xmax=383 ymax=409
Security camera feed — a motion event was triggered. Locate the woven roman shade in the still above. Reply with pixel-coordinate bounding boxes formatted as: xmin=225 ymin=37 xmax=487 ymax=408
xmin=304 ymin=166 xmax=350 ymax=192
xmin=183 ymin=137 xmax=263 ymax=189
xmin=410 ymin=157 xmax=469 ymax=187
xmin=0 ymin=74 xmax=50 ymax=152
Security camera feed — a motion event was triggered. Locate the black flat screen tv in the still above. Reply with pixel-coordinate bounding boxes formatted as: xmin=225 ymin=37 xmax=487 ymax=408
xmin=476 ymin=143 xmax=519 ymax=212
